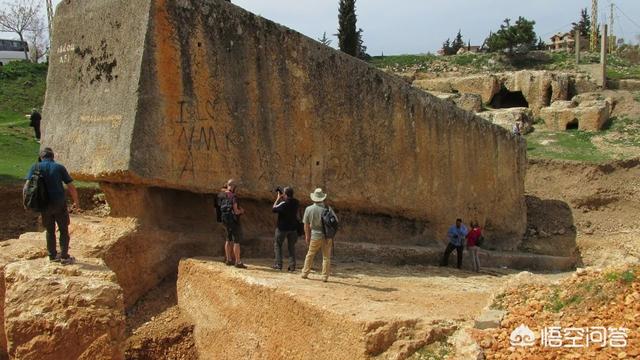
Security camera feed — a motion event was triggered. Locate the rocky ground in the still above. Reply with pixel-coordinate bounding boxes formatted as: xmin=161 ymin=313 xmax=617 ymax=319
xmin=125 ymin=277 xmax=197 ymax=360
xmin=472 ymin=265 xmax=639 ymax=359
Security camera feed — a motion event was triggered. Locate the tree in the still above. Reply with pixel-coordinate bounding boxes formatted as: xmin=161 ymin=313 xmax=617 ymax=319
xmin=485 ymin=17 xmax=537 ymax=54
xmin=572 ymin=8 xmax=591 ymax=38
xmin=441 ymin=38 xmax=453 ymax=55
xmin=318 ymin=32 xmax=332 ymax=46
xmin=337 ymin=0 xmax=358 ymax=56
xmin=451 ymin=30 xmax=464 ymax=54
xmin=0 ymin=0 xmax=42 ymax=61
xmin=356 ymin=28 xmax=370 ymax=60
xmin=28 ymin=16 xmax=47 ymax=62
xmin=536 ymin=37 xmax=546 ymax=50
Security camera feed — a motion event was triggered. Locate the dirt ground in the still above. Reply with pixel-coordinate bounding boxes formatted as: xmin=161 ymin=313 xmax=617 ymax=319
xmin=125 ymin=276 xmax=197 ymax=360
xmin=524 ymin=158 xmax=640 ymax=267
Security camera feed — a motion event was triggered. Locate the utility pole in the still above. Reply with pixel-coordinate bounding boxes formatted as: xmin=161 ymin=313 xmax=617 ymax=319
xmin=601 ymin=24 xmax=608 ymax=89
xmin=590 ymin=0 xmax=598 ymax=52
xmin=609 ymin=3 xmax=615 ymax=53
xmin=46 ymin=0 xmax=54 ymax=42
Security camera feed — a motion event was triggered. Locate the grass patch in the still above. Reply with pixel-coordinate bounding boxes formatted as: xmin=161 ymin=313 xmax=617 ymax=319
xmin=606 ymin=269 xmax=636 ymax=284
xmin=525 ymin=129 xmax=612 ymax=163
xmin=526 ymin=115 xmax=640 ymax=162
xmin=409 ymin=341 xmax=451 ymax=360
xmin=369 ymin=54 xmax=436 ymax=72
xmin=0 ymin=61 xmax=47 ymax=186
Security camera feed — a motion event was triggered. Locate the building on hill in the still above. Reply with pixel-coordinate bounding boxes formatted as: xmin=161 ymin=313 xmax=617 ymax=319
xmin=0 ymin=39 xmax=28 ymax=65
xmin=549 ymin=32 xmax=588 ymax=51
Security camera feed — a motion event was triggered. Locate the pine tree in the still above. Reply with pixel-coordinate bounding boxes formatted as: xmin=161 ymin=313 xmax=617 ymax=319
xmin=442 ymin=38 xmax=453 ymax=55
xmin=356 ymin=28 xmax=370 ymax=60
xmin=451 ymin=30 xmax=464 ymax=54
xmin=572 ymin=8 xmax=591 ymax=38
xmin=337 ymin=0 xmax=358 ymax=56
xmin=485 ymin=17 xmax=537 ymax=54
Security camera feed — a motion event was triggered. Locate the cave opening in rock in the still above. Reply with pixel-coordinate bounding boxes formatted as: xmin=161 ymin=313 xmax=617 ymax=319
xmin=490 ymin=86 xmax=529 ymax=109
xmin=566 ymin=119 xmax=579 ymax=130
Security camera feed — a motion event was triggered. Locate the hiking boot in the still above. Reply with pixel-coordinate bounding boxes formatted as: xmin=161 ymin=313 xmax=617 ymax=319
xmin=287 ymin=265 xmax=296 ymax=272
xmin=60 ymin=255 xmax=76 ymax=265
xmin=272 ymin=264 xmax=282 ymax=271
xmin=225 ymin=259 xmax=235 ymax=266
xmin=235 ymin=262 xmax=247 ymax=269
xmin=301 ymin=273 xmax=308 ymax=279
xmin=322 ymin=276 xmax=329 ymax=283
xmin=49 ymin=255 xmax=61 ymax=263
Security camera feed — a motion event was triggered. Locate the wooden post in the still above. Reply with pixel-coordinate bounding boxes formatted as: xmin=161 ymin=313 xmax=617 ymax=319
xmin=575 ymin=30 xmax=581 ymax=65
xmin=601 ymin=24 xmax=608 ymax=89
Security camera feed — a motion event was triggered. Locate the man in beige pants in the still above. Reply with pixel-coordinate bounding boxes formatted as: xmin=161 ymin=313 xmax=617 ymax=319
xmin=301 ymin=188 xmax=335 ymax=282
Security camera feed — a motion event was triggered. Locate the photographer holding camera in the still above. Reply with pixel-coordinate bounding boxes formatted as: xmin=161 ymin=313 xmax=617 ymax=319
xmin=272 ymin=186 xmax=300 ymax=271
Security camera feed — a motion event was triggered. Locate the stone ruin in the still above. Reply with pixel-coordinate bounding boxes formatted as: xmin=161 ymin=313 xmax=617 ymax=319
xmin=0 ymin=0 xmax=552 ymax=358
xmin=413 ymin=70 xmax=613 ymax=132
xmin=43 ymin=0 xmax=526 ymax=247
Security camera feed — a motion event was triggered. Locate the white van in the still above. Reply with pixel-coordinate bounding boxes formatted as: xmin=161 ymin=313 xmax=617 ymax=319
xmin=0 ymin=39 xmax=29 ymax=65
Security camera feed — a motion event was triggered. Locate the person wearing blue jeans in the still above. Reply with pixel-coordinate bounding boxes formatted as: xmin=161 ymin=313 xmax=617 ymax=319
xmin=440 ymin=218 xmax=468 ymax=269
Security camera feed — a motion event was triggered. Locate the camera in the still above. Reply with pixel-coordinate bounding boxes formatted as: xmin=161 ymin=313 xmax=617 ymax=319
xmin=274 ymin=186 xmax=283 ymax=194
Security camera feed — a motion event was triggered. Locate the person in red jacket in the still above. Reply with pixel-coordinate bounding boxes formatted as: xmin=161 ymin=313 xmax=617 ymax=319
xmin=466 ymin=222 xmax=482 ymax=272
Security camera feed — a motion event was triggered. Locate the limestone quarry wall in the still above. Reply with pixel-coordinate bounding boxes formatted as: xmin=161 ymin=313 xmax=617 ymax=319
xmin=43 ymin=0 xmax=526 ymax=246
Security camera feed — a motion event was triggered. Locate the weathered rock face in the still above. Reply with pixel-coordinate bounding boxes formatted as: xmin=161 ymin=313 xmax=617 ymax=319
xmin=427 ymin=91 xmax=483 ymax=113
xmin=413 ymin=75 xmax=500 ymax=104
xmin=500 ymin=71 xmax=571 ymax=114
xmin=3 ymin=259 xmax=125 ymax=360
xmin=476 ymin=108 xmax=534 ymax=134
xmin=43 ymin=0 xmax=526 ymax=245
xmin=414 ymin=71 xmax=571 ymax=115
xmin=540 ymin=97 xmax=612 ymax=131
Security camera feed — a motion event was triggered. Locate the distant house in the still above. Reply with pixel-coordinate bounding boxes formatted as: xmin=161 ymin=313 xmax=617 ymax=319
xmin=0 ymin=39 xmax=29 ymax=65
xmin=549 ymin=32 xmax=588 ymax=51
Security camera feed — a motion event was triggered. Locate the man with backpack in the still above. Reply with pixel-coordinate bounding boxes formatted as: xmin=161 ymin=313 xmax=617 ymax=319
xmin=24 ymin=148 xmax=79 ymax=264
xmin=217 ymin=179 xmax=247 ymax=269
xmin=301 ymin=188 xmax=338 ymax=282
xmin=271 ymin=187 xmax=300 ymax=271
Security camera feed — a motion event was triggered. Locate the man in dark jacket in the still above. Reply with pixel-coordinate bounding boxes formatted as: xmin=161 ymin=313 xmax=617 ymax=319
xmin=272 ymin=187 xmax=300 ymax=271
xmin=28 ymin=108 xmax=42 ymax=141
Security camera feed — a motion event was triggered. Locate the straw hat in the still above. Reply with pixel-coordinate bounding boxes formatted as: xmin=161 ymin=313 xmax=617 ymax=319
xmin=310 ymin=188 xmax=327 ymax=202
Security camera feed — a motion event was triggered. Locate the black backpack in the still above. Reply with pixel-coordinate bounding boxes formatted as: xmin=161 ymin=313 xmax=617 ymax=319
xmin=218 ymin=193 xmax=237 ymax=225
xmin=23 ymin=163 xmax=49 ymax=212
xmin=321 ymin=206 xmax=339 ymax=239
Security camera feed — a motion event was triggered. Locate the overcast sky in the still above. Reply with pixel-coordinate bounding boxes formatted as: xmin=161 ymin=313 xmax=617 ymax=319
xmin=4 ymin=0 xmax=640 ymax=54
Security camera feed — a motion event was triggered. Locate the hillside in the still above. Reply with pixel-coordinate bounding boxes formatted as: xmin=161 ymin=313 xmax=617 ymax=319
xmin=370 ymin=50 xmax=640 ymax=80
xmin=0 ymin=61 xmax=46 ymax=184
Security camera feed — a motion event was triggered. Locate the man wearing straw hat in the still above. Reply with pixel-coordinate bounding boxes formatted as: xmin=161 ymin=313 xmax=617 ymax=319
xmin=301 ymin=188 xmax=336 ymax=282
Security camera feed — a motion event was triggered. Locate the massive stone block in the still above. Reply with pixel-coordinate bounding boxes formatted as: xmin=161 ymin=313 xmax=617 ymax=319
xmin=3 ymin=259 xmax=125 ymax=360
xmin=43 ymin=0 xmax=526 ymax=245
xmin=177 ymin=258 xmax=507 ymax=359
